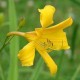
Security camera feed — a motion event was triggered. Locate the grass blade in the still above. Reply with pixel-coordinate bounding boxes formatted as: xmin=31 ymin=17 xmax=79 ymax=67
xmin=7 ymin=0 xmax=19 ymax=80
xmin=29 ymin=58 xmax=44 ymax=80
xmin=0 ymin=64 xmax=5 ymax=80
xmin=71 ymin=65 xmax=80 ymax=80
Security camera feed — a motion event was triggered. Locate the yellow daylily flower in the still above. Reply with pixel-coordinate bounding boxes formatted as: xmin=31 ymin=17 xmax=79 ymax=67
xmin=7 ymin=5 xmax=73 ymax=75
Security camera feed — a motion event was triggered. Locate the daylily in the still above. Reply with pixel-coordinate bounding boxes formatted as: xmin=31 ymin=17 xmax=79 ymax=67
xmin=7 ymin=5 xmax=73 ymax=75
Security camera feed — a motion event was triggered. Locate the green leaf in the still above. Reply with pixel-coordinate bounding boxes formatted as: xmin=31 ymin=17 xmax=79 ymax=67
xmin=7 ymin=0 xmax=19 ymax=80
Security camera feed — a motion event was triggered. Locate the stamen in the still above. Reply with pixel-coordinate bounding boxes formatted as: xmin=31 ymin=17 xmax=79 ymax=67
xmin=52 ymin=43 xmax=53 ymax=46
xmin=37 ymin=38 xmax=54 ymax=52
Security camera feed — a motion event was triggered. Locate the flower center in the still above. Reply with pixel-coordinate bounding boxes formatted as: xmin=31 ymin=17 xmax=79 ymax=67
xmin=37 ymin=38 xmax=54 ymax=52
xmin=36 ymin=38 xmax=65 ymax=52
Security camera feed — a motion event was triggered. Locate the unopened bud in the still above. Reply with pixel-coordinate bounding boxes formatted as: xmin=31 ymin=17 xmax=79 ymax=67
xmin=0 ymin=13 xmax=4 ymax=25
xmin=18 ymin=16 xmax=25 ymax=28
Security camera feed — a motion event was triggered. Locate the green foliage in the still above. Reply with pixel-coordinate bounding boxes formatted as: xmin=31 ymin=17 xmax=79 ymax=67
xmin=7 ymin=0 xmax=19 ymax=80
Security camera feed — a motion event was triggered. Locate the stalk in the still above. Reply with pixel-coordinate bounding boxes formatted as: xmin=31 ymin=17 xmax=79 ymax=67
xmin=7 ymin=0 xmax=19 ymax=80
xmin=70 ymin=24 xmax=79 ymax=61
xmin=0 ymin=64 xmax=5 ymax=80
xmin=29 ymin=58 xmax=44 ymax=80
xmin=55 ymin=51 xmax=64 ymax=80
xmin=71 ymin=65 xmax=80 ymax=80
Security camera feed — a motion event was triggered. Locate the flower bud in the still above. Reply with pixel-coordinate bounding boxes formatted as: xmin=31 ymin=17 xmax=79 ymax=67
xmin=18 ymin=16 xmax=25 ymax=28
xmin=0 ymin=13 xmax=4 ymax=25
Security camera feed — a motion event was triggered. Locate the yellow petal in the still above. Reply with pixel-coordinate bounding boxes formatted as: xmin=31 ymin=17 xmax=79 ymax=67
xmin=38 ymin=5 xmax=55 ymax=28
xmin=46 ymin=17 xmax=73 ymax=32
xmin=36 ymin=46 xmax=57 ymax=75
xmin=46 ymin=30 xmax=70 ymax=50
xmin=35 ymin=17 xmax=73 ymax=32
xmin=35 ymin=27 xmax=70 ymax=50
xmin=18 ymin=42 xmax=35 ymax=66
xmin=24 ymin=31 xmax=37 ymax=41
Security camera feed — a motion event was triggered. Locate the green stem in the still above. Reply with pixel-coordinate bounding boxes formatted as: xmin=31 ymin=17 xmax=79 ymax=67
xmin=55 ymin=51 xmax=64 ymax=80
xmin=0 ymin=64 xmax=5 ymax=80
xmin=19 ymin=68 xmax=50 ymax=77
xmin=0 ymin=37 xmax=9 ymax=52
xmin=29 ymin=58 xmax=44 ymax=80
xmin=0 ymin=25 xmax=21 ymax=53
xmin=71 ymin=65 xmax=80 ymax=80
xmin=71 ymin=24 xmax=79 ymax=61
xmin=7 ymin=0 xmax=19 ymax=80
xmin=70 ymin=0 xmax=80 ymax=6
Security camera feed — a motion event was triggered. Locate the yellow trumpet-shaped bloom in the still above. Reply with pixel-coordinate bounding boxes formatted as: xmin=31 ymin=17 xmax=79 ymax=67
xmin=7 ymin=5 xmax=73 ymax=75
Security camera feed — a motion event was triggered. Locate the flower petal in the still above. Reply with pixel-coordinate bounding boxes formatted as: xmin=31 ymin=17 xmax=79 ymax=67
xmin=35 ymin=17 xmax=73 ymax=33
xmin=36 ymin=46 xmax=57 ymax=75
xmin=18 ymin=41 xmax=35 ymax=66
xmin=46 ymin=17 xmax=73 ymax=31
xmin=38 ymin=5 xmax=55 ymax=28
xmin=35 ymin=28 xmax=70 ymax=50
xmin=24 ymin=31 xmax=37 ymax=41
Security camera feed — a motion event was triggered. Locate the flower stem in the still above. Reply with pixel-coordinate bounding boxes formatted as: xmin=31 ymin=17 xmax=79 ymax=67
xmin=7 ymin=32 xmax=25 ymax=37
xmin=7 ymin=0 xmax=19 ymax=80
xmin=70 ymin=0 xmax=80 ymax=6
xmin=71 ymin=65 xmax=80 ymax=80
xmin=0 ymin=64 xmax=5 ymax=80
xmin=0 ymin=36 xmax=9 ymax=52
xmin=55 ymin=51 xmax=64 ymax=80
xmin=29 ymin=57 xmax=44 ymax=80
xmin=0 ymin=24 xmax=22 ymax=53
xmin=70 ymin=24 xmax=79 ymax=61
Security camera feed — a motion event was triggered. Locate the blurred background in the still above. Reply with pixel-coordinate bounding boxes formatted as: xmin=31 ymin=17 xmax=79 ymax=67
xmin=0 ymin=0 xmax=80 ymax=80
